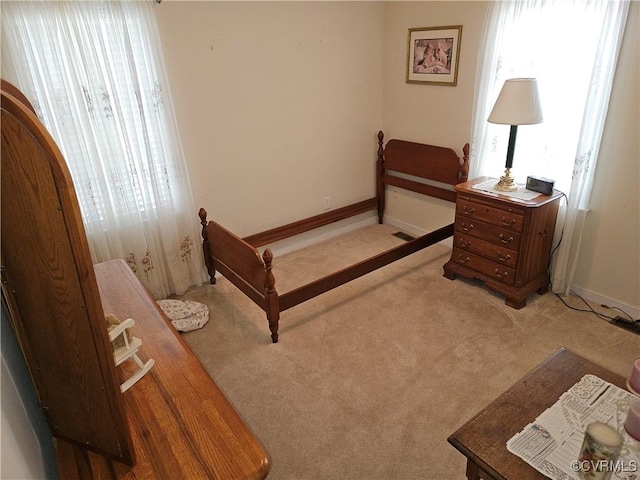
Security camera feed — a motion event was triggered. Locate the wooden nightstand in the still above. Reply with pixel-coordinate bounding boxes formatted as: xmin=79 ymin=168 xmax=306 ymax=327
xmin=443 ymin=176 xmax=563 ymax=308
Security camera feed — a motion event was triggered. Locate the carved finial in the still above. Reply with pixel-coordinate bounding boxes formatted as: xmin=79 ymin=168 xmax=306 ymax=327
xmin=458 ymin=143 xmax=470 ymax=181
xmin=263 ymin=249 xmax=275 ymax=292
xmin=198 ymin=207 xmax=207 ymax=227
xmin=198 ymin=208 xmax=208 ymax=241
xmin=377 ymin=131 xmax=384 ymax=161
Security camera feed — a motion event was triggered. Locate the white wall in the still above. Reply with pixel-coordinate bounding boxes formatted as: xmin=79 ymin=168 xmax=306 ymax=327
xmin=382 ymin=1 xmax=488 ymax=235
xmin=155 ymin=1 xmax=385 ymax=237
xmin=572 ymin=2 xmax=639 ymax=313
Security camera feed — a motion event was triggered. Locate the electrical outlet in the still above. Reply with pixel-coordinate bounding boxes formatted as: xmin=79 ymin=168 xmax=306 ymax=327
xmin=323 ymin=196 xmax=331 ymax=210
xmin=391 ymin=188 xmax=399 ymax=199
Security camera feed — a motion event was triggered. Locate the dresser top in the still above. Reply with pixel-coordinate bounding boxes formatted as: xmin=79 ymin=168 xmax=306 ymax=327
xmin=456 ymin=176 xmax=564 ymax=208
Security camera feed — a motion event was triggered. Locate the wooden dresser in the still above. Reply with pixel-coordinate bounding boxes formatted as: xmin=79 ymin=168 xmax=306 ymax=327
xmin=443 ymin=177 xmax=563 ymax=308
xmin=1 ymin=81 xmax=269 ymax=479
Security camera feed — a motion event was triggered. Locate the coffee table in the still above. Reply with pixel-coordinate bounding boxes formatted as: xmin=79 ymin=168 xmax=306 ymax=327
xmin=447 ymin=347 xmax=627 ymax=480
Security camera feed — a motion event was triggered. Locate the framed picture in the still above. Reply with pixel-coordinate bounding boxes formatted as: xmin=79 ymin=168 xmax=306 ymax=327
xmin=406 ymin=25 xmax=462 ymax=86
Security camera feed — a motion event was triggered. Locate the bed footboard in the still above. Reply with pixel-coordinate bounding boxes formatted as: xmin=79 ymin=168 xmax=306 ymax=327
xmin=199 ymin=208 xmax=280 ymax=342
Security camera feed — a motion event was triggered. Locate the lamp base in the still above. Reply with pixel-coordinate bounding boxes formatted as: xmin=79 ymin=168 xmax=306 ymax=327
xmin=494 ymin=168 xmax=518 ymax=192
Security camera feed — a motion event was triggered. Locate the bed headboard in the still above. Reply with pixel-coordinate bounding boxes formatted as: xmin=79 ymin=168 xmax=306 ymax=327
xmin=376 ymin=131 xmax=469 ymax=205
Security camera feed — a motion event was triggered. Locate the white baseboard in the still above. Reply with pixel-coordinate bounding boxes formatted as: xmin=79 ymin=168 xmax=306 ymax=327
xmin=569 ymin=286 xmax=640 ymax=320
xmin=261 ymin=213 xmax=453 ymax=258
xmin=264 ymin=213 xmax=378 ymax=257
xmin=264 ymin=213 xmax=453 ymax=257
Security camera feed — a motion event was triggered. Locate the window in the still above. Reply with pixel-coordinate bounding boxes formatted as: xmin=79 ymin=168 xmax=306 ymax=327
xmin=470 ymin=0 xmax=629 ymax=294
xmin=2 ymin=1 xmax=204 ymax=298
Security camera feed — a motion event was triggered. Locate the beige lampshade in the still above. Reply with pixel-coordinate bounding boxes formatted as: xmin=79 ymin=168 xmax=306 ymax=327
xmin=487 ymin=78 xmax=543 ymax=125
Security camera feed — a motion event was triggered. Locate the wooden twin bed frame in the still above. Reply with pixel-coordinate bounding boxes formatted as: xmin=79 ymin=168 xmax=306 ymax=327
xmin=199 ymin=131 xmax=469 ymax=343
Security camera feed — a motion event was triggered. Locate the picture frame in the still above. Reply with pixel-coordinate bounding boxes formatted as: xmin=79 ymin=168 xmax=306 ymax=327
xmin=406 ymin=25 xmax=462 ymax=86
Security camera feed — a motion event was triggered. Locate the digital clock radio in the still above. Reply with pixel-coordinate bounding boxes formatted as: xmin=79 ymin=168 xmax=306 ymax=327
xmin=526 ymin=176 xmax=555 ymax=195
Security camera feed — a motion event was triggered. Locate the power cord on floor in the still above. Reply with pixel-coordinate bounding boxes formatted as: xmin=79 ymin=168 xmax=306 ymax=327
xmin=546 ymin=191 xmax=639 ymax=328
xmin=554 ymin=289 xmax=640 ymax=337
xmin=554 ymin=290 xmax=639 ymax=324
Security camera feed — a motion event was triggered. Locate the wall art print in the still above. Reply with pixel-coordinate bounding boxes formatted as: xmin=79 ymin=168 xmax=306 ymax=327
xmin=406 ymin=25 xmax=462 ymax=86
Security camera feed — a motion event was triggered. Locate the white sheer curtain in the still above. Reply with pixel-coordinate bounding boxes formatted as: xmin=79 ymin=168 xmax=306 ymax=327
xmin=470 ymin=0 xmax=629 ymax=295
xmin=2 ymin=1 xmax=204 ymax=299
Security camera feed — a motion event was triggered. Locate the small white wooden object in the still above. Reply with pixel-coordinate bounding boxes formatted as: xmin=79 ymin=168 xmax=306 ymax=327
xmin=108 ymin=317 xmax=155 ymax=392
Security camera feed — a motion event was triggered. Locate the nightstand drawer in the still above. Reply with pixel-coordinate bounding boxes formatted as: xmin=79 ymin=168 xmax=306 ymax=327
xmin=450 ymin=248 xmax=516 ymax=286
xmin=453 ymin=233 xmax=519 ymax=269
xmin=456 ymin=199 xmax=524 ymax=232
xmin=455 ymin=216 xmax=522 ymax=251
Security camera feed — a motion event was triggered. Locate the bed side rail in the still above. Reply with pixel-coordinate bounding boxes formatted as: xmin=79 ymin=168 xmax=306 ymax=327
xmin=243 ymin=198 xmax=377 ymax=248
xmin=278 ymin=222 xmax=454 ymax=311
xmin=199 ymin=209 xmax=280 ymax=343
xmin=382 ymin=175 xmax=457 ymax=203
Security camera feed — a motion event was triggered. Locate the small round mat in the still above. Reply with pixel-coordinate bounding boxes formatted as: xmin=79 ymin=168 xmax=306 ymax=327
xmin=156 ymin=299 xmax=209 ymax=332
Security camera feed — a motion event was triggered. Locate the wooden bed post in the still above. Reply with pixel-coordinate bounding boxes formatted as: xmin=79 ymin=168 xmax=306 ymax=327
xmin=198 ymin=208 xmax=216 ymax=285
xmin=459 ymin=143 xmax=470 ymax=182
xmin=262 ymin=249 xmax=279 ymax=343
xmin=376 ymin=130 xmax=385 ymax=224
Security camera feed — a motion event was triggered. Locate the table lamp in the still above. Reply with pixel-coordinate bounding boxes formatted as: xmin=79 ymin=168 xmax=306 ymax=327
xmin=488 ymin=78 xmax=543 ymax=192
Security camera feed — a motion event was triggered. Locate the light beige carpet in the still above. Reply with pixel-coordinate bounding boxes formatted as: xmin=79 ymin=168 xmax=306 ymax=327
xmin=176 ymin=224 xmax=639 ymax=480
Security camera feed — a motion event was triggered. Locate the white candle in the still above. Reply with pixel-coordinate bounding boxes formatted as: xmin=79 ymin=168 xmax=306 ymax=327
xmin=578 ymin=422 xmax=623 ymax=480
xmin=624 ymin=398 xmax=640 ymax=441
xmin=587 ymin=421 xmax=623 ymax=447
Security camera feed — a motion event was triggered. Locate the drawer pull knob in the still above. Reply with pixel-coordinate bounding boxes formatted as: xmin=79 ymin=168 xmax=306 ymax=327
xmin=500 ymin=216 xmax=516 ymax=227
xmin=497 ymin=252 xmax=511 ymax=262
xmin=499 ymin=234 xmax=514 ymax=244
xmin=494 ymin=268 xmax=508 ymax=279
xmin=458 ymin=238 xmax=471 ymax=248
xmin=457 ymin=255 xmax=470 ymax=264
xmin=460 ymin=222 xmax=474 ymax=232
xmin=462 ymin=205 xmax=475 ymax=215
